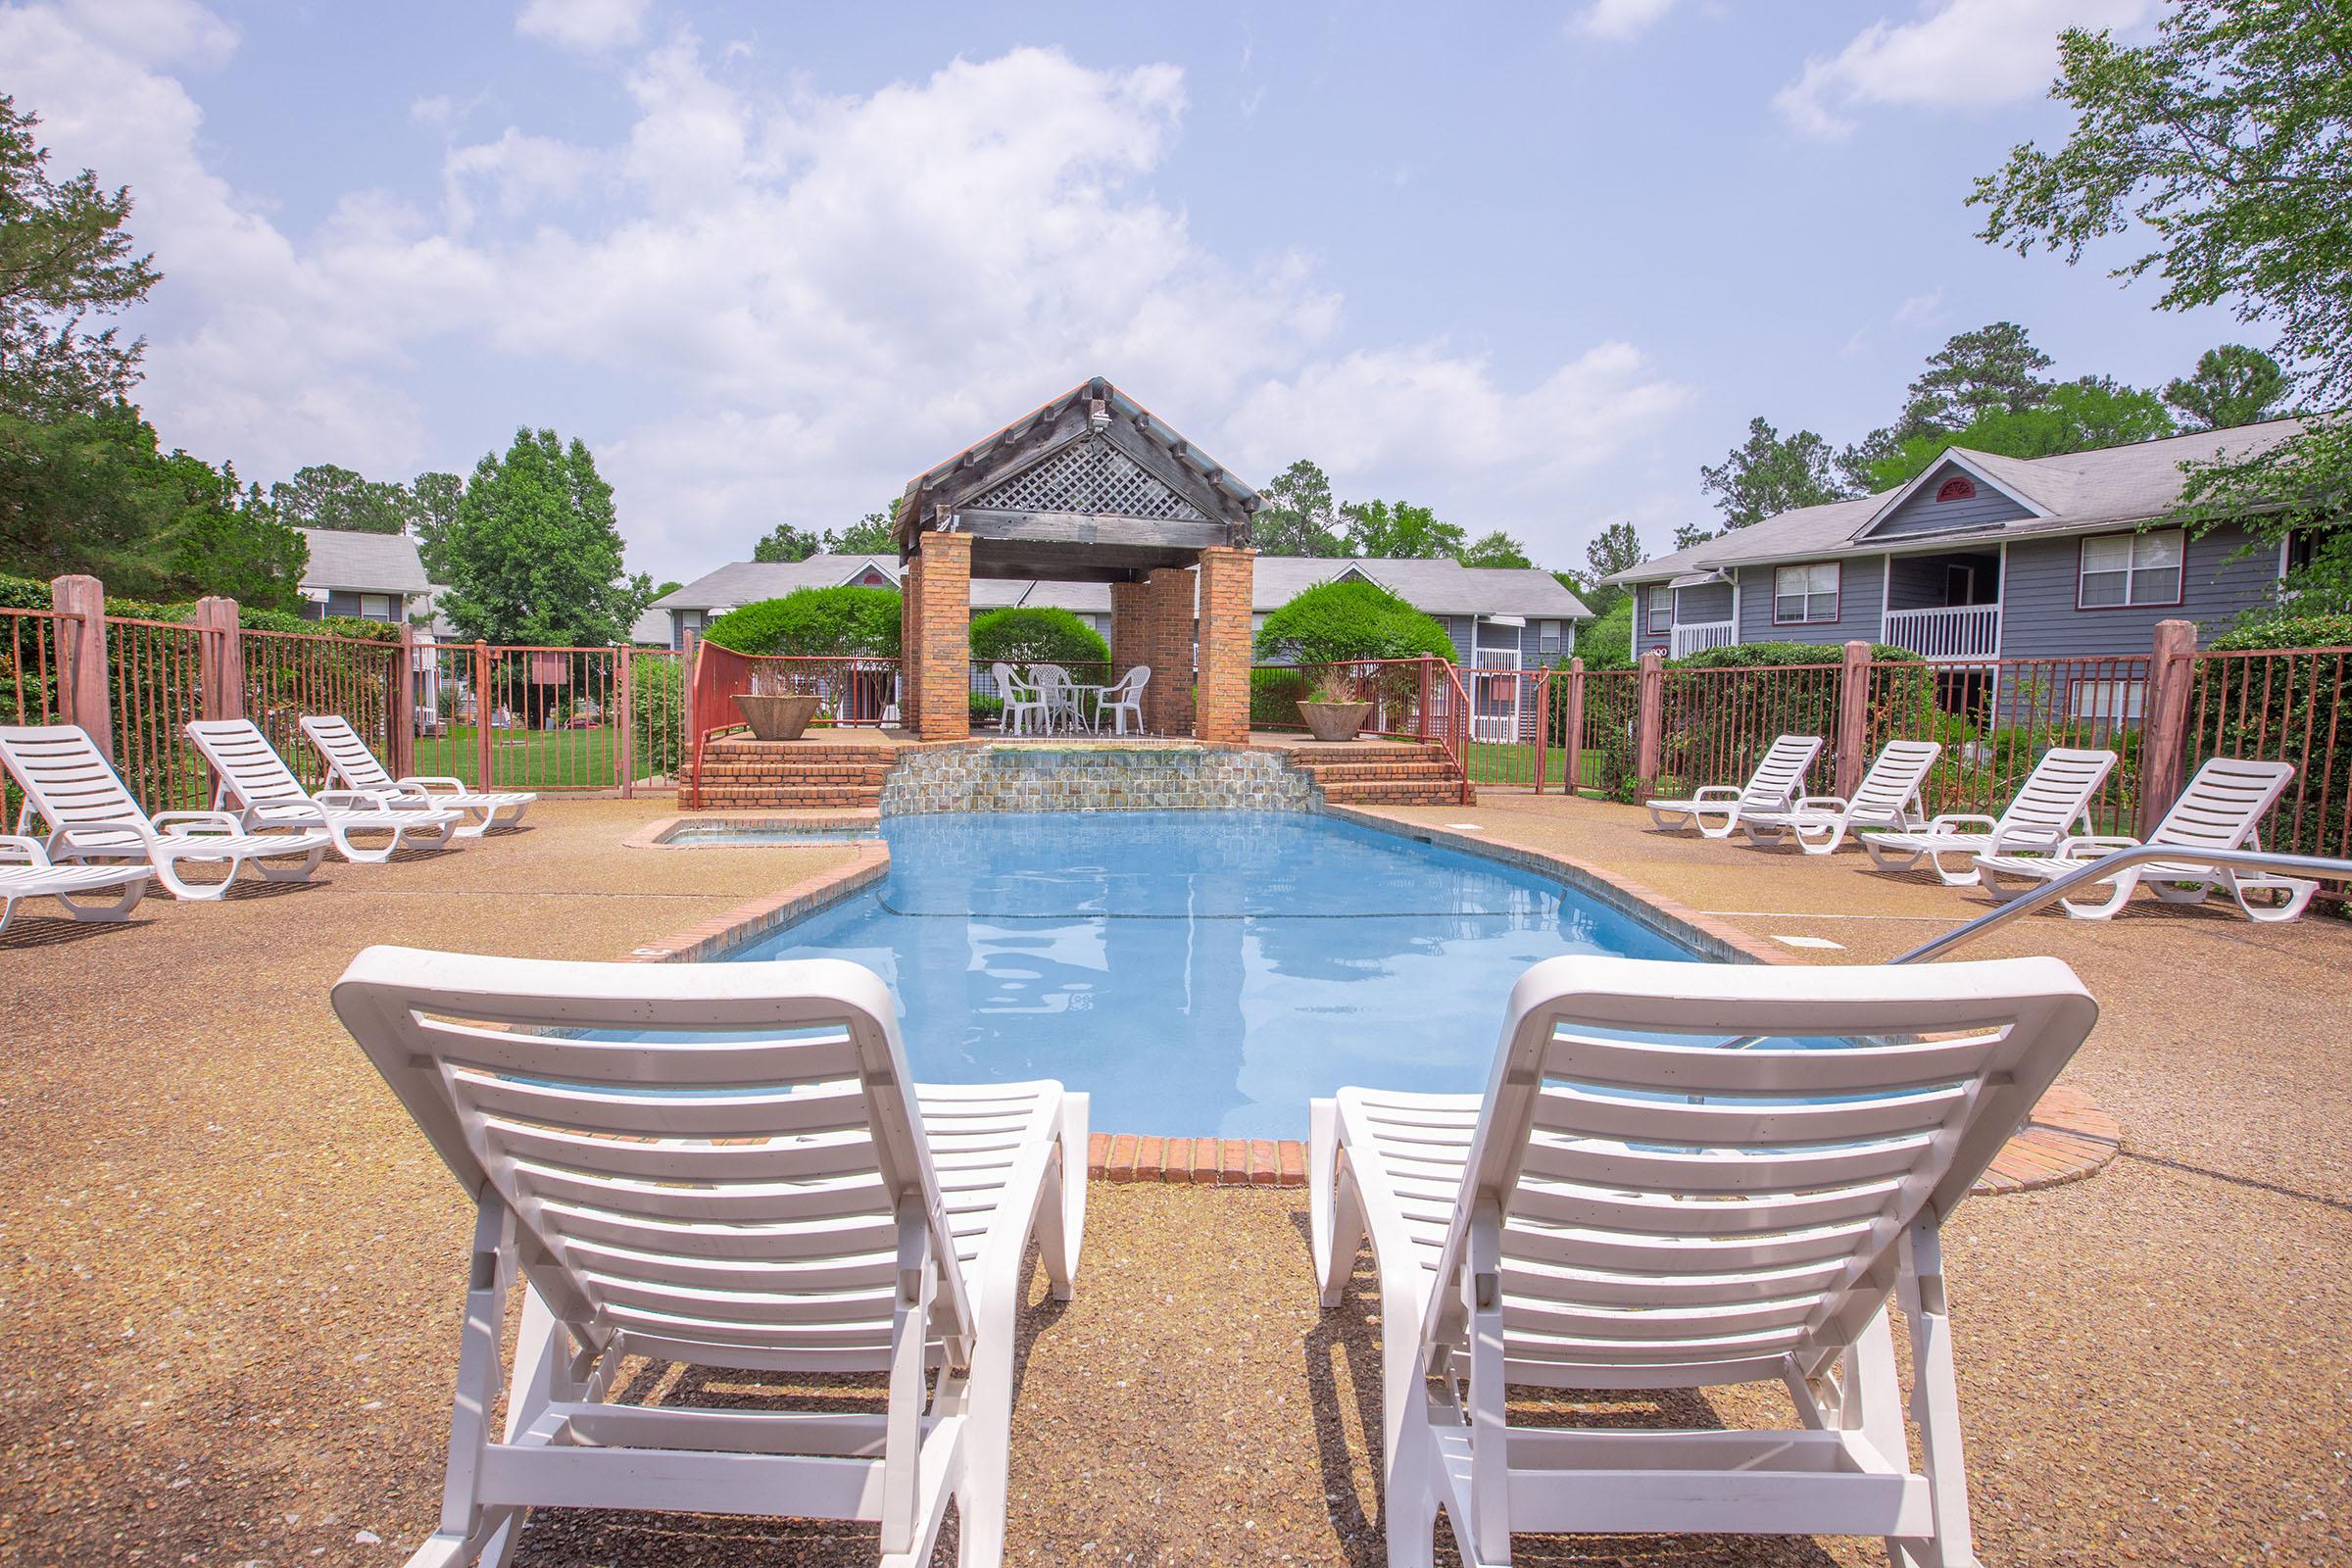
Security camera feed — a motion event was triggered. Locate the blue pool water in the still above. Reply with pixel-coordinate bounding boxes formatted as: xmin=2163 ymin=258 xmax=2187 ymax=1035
xmin=722 ymin=811 xmax=1703 ymax=1139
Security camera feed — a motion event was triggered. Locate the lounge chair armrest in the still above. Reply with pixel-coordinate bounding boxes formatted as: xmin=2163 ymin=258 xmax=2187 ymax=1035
xmin=1793 ymin=795 xmax=1848 ymax=813
xmin=150 ymin=810 xmax=250 ymax=837
xmin=1925 ymin=812 xmax=1998 ymax=835
xmin=0 ymin=834 xmax=48 ymax=866
xmin=2054 ymin=834 xmax=2142 ymax=862
xmin=1690 ymin=786 xmax=1742 ymax=803
xmin=317 ymin=788 xmax=400 ymax=810
xmin=394 ymin=775 xmax=472 ymax=795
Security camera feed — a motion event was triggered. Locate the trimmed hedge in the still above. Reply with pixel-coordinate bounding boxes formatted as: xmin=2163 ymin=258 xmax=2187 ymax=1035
xmin=1670 ymin=640 xmax=1923 ymax=668
xmin=1253 ymin=578 xmax=1455 ymax=664
xmin=0 ymin=571 xmax=399 ymax=640
xmin=969 ymin=607 xmax=1108 ymax=668
xmin=705 ymin=586 xmax=903 ymax=657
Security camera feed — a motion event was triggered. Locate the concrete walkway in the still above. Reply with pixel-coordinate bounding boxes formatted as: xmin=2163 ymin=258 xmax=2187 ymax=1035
xmin=2 ymin=795 xmax=2346 ymax=1565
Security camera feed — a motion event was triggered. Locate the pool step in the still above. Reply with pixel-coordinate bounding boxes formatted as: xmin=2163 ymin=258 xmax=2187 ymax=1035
xmin=1279 ymin=742 xmax=1470 ymax=807
xmin=696 ymin=735 xmax=897 ymax=809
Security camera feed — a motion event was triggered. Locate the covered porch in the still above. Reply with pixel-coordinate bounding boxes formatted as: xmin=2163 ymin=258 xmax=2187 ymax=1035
xmin=1880 ymin=547 xmax=2003 ymax=661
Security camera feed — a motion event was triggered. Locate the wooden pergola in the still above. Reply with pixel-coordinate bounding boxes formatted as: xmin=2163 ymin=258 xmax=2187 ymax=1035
xmin=891 ymin=377 xmax=1260 ymax=741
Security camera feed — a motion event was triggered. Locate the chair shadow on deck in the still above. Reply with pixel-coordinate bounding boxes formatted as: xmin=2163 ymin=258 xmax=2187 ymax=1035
xmin=482 ymin=1241 xmax=1074 ymax=1567
xmin=1293 ymin=1211 xmax=1842 ymax=1568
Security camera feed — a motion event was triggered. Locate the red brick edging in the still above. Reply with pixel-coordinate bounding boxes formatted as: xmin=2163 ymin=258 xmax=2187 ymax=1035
xmin=621 ymin=810 xmax=2123 ymax=1198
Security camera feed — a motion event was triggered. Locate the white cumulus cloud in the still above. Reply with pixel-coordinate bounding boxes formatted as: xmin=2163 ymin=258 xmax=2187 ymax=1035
xmin=515 ymin=0 xmax=647 ymax=52
xmin=1570 ymin=0 xmax=1677 ymax=42
xmin=1776 ymin=0 xmax=2152 ymax=138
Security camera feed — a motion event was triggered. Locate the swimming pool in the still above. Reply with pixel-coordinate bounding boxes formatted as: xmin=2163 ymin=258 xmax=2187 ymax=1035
xmin=720 ymin=810 xmax=1705 ymax=1139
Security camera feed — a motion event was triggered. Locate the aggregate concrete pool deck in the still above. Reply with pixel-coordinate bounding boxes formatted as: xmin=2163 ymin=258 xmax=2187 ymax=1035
xmin=2 ymin=795 xmax=2347 ymax=1566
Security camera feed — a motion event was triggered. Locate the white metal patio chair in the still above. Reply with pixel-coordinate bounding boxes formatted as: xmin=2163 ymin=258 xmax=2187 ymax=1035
xmin=1644 ymin=734 xmax=1822 ymax=838
xmin=992 ymin=662 xmax=1051 ymax=736
xmin=332 ymin=949 xmax=1087 ymax=1568
xmin=1310 ymin=952 xmax=2098 ymax=1568
xmin=0 ymin=723 xmax=329 ymax=900
xmin=1976 ymin=756 xmax=2319 ymax=921
xmin=1739 ymin=739 xmax=1943 ymax=855
xmin=300 ymin=713 xmax=534 ymax=836
xmin=187 ymin=718 xmax=463 ymax=864
xmin=0 ymin=834 xmax=152 ymax=934
xmin=1098 ymin=665 xmax=1149 ymax=736
xmin=1032 ymin=664 xmax=1085 ymax=733
xmin=1860 ymin=747 xmax=2116 ymax=886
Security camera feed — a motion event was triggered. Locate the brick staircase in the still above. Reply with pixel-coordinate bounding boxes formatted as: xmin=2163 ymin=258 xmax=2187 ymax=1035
xmin=1281 ymin=740 xmax=1470 ymax=807
xmin=695 ymin=735 xmax=896 ymax=809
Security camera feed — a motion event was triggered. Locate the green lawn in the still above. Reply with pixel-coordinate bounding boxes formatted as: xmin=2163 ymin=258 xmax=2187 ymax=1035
xmin=1466 ymin=742 xmax=1605 ymax=787
xmin=411 ymin=723 xmax=628 ymax=790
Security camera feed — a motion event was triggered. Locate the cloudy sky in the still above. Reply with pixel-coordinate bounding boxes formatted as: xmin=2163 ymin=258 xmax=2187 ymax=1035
xmin=5 ymin=0 xmax=2230 ymax=581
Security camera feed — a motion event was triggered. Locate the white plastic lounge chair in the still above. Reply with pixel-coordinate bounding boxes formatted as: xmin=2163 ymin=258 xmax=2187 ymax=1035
xmin=1976 ymin=757 xmax=2318 ymax=921
xmin=1644 ymin=734 xmax=1822 ymax=838
xmin=300 ymin=713 xmax=534 ymax=837
xmin=1860 ymin=747 xmax=2115 ymax=886
xmin=0 ymin=724 xmax=329 ymax=900
xmin=1099 ymin=665 xmax=1149 ymax=736
xmin=331 ymin=948 xmax=1088 ymax=1568
xmin=992 ymin=662 xmax=1050 ymax=736
xmin=1310 ymin=952 xmax=2098 ymax=1568
xmin=1739 ymin=739 xmax=1943 ymax=855
xmin=0 ymin=835 xmax=151 ymax=934
xmin=186 ymin=718 xmax=462 ymax=864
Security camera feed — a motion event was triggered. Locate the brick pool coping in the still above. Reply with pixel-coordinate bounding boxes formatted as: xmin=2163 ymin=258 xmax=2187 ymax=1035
xmin=620 ymin=809 xmax=2122 ymax=1197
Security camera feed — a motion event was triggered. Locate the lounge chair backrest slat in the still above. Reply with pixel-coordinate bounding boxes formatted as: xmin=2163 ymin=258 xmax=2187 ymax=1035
xmin=1739 ymin=735 xmax=1821 ymax=809
xmin=1997 ymin=747 xmax=2116 ymax=838
xmin=1423 ymin=955 xmax=2095 ymax=1387
xmin=0 ymin=725 xmax=150 ymax=835
xmin=332 ymin=950 xmax=975 ymax=1376
xmin=1847 ymin=740 xmax=1941 ymax=816
xmin=2148 ymin=758 xmax=2295 ymax=853
xmin=186 ymin=719 xmax=314 ymax=808
xmin=300 ymin=715 xmax=396 ymax=791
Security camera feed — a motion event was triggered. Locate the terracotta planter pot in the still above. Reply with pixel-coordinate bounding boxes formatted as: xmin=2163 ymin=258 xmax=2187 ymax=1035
xmin=1298 ymin=700 xmax=1373 ymax=742
xmin=733 ymin=693 xmax=822 ymax=741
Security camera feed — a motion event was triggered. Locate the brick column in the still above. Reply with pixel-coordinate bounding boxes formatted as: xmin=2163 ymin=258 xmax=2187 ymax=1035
xmin=914 ymin=532 xmax=969 ymax=741
xmin=50 ymin=574 xmax=111 ymax=759
xmin=898 ymin=558 xmax=922 ymax=731
xmin=1109 ymin=580 xmax=1149 ymax=681
xmin=1195 ymin=546 xmax=1254 ymax=746
xmin=1142 ymin=565 xmax=1195 ymax=737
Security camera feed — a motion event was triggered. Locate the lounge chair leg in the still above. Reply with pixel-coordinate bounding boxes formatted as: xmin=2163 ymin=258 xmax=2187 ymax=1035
xmin=1309 ymin=1100 xmax=1364 ymax=1308
xmin=955 ymin=1285 xmax=1017 ymax=1566
xmin=1036 ymin=1093 xmax=1088 ymax=1300
xmin=1385 ymin=1420 xmax=1439 ymax=1568
xmin=154 ymin=852 xmax=235 ymax=901
xmin=332 ymin=822 xmax=396 ymax=864
xmin=1898 ymin=1224 xmax=1980 ymax=1568
xmin=252 ymin=843 xmax=328 ymax=883
xmin=53 ymin=878 xmax=147 ymax=922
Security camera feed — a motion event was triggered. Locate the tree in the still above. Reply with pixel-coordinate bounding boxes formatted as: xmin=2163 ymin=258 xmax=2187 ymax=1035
xmin=753 ymin=522 xmax=822 ymax=564
xmin=1562 ymin=519 xmax=1645 ymax=616
xmin=1342 ymin=498 xmax=1464 ymax=560
xmin=0 ymin=96 xmax=161 ymax=419
xmin=1894 ymin=322 xmax=2055 ymax=440
xmin=1459 ymin=530 xmax=1532 ymax=569
xmin=1971 ymin=1 xmax=2352 ymax=612
xmin=1252 ymin=577 xmax=1455 ymax=664
xmin=1252 ymin=459 xmax=1348 ymax=557
xmin=268 ymin=463 xmax=412 ymax=534
xmin=167 ymin=467 xmax=307 ymax=612
xmin=411 ymin=470 xmax=463 ymax=577
xmin=826 ymin=511 xmax=896 ymax=555
xmin=653 ymin=579 xmax=682 ymax=599
xmin=434 ymin=427 xmax=640 ymax=646
xmin=704 ymin=586 xmax=902 ymax=656
xmin=2165 ymin=345 xmax=2289 ymax=431
xmin=1698 ymin=416 xmax=1850 ymax=531
xmin=1859 ymin=377 xmax=2177 ymax=490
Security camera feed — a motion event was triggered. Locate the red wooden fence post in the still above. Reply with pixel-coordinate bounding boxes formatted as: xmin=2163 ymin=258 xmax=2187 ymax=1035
xmin=1533 ymin=667 xmax=1550 ymax=794
xmin=616 ymin=647 xmax=635 ymax=799
xmin=2139 ymin=617 xmax=2198 ymax=837
xmin=1835 ymin=639 xmax=1872 ymax=798
xmin=1635 ymin=649 xmax=1663 ymax=794
xmin=1563 ymin=657 xmax=1586 ymax=799
xmin=50 ymin=575 xmax=111 ymax=759
xmin=392 ymin=624 xmax=417 ymax=779
xmin=474 ymin=641 xmax=494 ymax=788
xmin=190 ymin=597 xmax=243 ymax=721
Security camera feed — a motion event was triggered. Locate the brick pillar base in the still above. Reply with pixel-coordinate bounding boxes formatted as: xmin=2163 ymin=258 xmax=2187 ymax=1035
xmin=914 ymin=533 xmax=970 ymax=741
xmin=1143 ymin=565 xmax=1195 ymax=737
xmin=899 ymin=558 xmax=922 ymax=731
xmin=1109 ymin=580 xmax=1149 ymax=681
xmin=1195 ymin=547 xmax=1254 ymax=745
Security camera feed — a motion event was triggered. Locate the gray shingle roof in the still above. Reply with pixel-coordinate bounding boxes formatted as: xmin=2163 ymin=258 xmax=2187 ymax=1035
xmin=297 ymin=528 xmax=429 ymax=594
xmin=1610 ymin=417 xmax=2310 ymax=584
xmin=651 ymin=556 xmax=902 ymax=612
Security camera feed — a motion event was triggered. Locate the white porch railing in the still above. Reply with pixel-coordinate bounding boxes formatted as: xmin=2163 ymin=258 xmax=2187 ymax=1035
xmin=1670 ymin=620 xmax=1736 ymax=659
xmin=1881 ymin=604 xmax=2001 ymax=661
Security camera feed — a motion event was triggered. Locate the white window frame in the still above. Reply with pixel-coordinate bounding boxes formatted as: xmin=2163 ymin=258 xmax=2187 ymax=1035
xmin=2070 ymin=678 xmax=2147 ymax=724
xmin=1644 ymin=590 xmax=1671 ymax=636
xmin=357 ymin=592 xmax=395 ymax=620
xmin=2079 ymin=528 xmax=2184 ymax=610
xmin=1773 ymin=562 xmax=1839 ymax=625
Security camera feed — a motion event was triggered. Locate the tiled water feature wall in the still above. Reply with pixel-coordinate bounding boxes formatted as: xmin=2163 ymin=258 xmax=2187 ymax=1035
xmin=877 ymin=745 xmax=1314 ymax=815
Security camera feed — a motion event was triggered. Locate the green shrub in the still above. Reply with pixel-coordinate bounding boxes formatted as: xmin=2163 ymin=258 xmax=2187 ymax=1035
xmin=1670 ymin=641 xmax=1922 ymax=668
xmin=969 ymin=693 xmax=1004 ymax=723
xmin=968 ymin=607 xmax=1108 ymax=669
xmin=1250 ymin=665 xmax=1310 ymax=725
xmin=629 ymin=653 xmax=686 ymax=781
xmin=705 ymin=586 xmax=902 ymax=657
xmin=1578 ymin=598 xmax=1634 ymax=671
xmin=2210 ymin=613 xmax=2352 ymax=652
xmin=1252 ymin=578 xmax=1454 ymax=664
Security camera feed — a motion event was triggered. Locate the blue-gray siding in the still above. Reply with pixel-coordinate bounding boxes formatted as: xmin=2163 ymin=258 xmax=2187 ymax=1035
xmin=1735 ymin=557 xmax=1883 ymax=648
xmin=1864 ymin=463 xmax=2034 ymax=541
xmin=1632 ymin=580 xmax=1732 ymax=657
xmin=1997 ymin=521 xmax=2279 ymax=656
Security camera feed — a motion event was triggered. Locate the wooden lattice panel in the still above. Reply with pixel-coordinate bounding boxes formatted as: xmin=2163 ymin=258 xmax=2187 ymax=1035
xmin=968 ymin=438 xmax=1205 ymax=520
